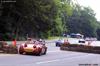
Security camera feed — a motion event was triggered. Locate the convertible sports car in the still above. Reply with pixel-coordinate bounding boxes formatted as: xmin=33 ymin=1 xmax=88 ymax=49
xmin=18 ymin=39 xmax=47 ymax=56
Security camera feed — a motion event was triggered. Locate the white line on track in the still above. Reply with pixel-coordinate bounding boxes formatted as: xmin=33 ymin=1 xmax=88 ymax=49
xmin=0 ymin=54 xmax=17 ymax=56
xmin=47 ymin=50 xmax=60 ymax=53
xmin=36 ymin=54 xmax=91 ymax=64
xmin=36 ymin=59 xmax=60 ymax=64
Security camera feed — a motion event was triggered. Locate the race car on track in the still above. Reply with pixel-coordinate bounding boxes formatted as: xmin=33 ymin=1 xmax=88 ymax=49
xmin=18 ymin=39 xmax=47 ymax=56
xmin=78 ymin=39 xmax=85 ymax=43
xmin=55 ymin=39 xmax=64 ymax=47
xmin=55 ymin=39 xmax=70 ymax=47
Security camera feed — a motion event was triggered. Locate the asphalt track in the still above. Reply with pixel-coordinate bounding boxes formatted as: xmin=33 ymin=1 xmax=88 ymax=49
xmin=0 ymin=39 xmax=100 ymax=66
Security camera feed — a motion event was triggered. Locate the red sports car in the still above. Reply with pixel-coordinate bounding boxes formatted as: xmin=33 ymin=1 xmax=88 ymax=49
xmin=18 ymin=39 xmax=47 ymax=56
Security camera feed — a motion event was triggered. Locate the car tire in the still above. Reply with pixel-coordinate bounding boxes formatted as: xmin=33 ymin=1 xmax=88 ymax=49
xmin=37 ymin=51 xmax=42 ymax=56
xmin=56 ymin=44 xmax=57 ymax=46
xmin=36 ymin=48 xmax=42 ymax=56
xmin=43 ymin=48 xmax=47 ymax=55
xmin=19 ymin=47 xmax=24 ymax=54
xmin=19 ymin=50 xmax=23 ymax=54
xmin=56 ymin=43 xmax=58 ymax=47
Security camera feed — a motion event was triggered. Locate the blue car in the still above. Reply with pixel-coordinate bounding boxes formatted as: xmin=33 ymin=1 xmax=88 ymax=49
xmin=55 ymin=39 xmax=64 ymax=47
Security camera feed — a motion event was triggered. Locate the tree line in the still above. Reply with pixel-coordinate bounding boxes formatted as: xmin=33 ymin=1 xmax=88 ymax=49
xmin=0 ymin=0 xmax=100 ymax=40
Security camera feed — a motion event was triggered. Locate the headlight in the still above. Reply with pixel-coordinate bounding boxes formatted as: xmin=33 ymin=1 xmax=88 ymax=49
xmin=33 ymin=45 xmax=36 ymax=48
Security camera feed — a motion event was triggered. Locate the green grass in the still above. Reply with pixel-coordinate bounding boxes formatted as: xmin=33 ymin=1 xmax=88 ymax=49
xmin=48 ymin=36 xmax=59 ymax=40
xmin=47 ymin=36 xmax=68 ymax=40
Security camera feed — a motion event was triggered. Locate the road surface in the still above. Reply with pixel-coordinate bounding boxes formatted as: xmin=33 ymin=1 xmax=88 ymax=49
xmin=0 ymin=40 xmax=100 ymax=66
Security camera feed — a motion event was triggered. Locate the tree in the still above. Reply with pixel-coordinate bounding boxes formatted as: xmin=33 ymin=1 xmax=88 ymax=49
xmin=67 ymin=5 xmax=98 ymax=37
xmin=0 ymin=0 xmax=62 ymax=39
xmin=51 ymin=0 xmax=73 ymax=36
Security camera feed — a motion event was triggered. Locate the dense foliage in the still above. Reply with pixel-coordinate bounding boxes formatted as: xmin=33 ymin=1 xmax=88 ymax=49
xmin=0 ymin=0 xmax=100 ymax=40
xmin=67 ymin=6 xmax=98 ymax=37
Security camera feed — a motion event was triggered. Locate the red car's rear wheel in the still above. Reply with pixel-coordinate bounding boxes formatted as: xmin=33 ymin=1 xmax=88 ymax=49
xmin=19 ymin=47 xmax=24 ymax=54
xmin=36 ymin=48 xmax=42 ymax=56
xmin=19 ymin=50 xmax=24 ymax=54
xmin=43 ymin=48 xmax=47 ymax=55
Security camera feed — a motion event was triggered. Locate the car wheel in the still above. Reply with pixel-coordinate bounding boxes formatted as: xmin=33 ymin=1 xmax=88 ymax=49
xmin=43 ymin=48 xmax=47 ymax=55
xmin=19 ymin=47 xmax=24 ymax=54
xmin=36 ymin=48 xmax=42 ymax=56
xmin=56 ymin=43 xmax=58 ymax=46
xmin=37 ymin=51 xmax=42 ymax=56
xmin=19 ymin=50 xmax=24 ymax=54
xmin=59 ymin=43 xmax=61 ymax=47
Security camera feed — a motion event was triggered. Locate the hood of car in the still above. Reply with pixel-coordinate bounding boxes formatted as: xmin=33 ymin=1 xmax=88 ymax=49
xmin=21 ymin=43 xmax=43 ymax=48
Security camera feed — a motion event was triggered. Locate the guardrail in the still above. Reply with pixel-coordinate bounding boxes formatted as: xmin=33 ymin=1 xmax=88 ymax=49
xmin=0 ymin=41 xmax=18 ymax=54
xmin=60 ymin=44 xmax=100 ymax=54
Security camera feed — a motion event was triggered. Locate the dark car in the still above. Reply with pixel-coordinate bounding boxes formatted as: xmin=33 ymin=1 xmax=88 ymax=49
xmin=55 ymin=39 xmax=70 ymax=47
xmin=55 ymin=39 xmax=64 ymax=47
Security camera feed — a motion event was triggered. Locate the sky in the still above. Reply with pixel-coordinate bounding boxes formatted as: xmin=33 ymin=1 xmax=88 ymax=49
xmin=76 ymin=0 xmax=100 ymax=21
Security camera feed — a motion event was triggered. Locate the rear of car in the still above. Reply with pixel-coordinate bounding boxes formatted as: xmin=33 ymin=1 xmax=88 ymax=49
xmin=78 ymin=39 xmax=85 ymax=43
